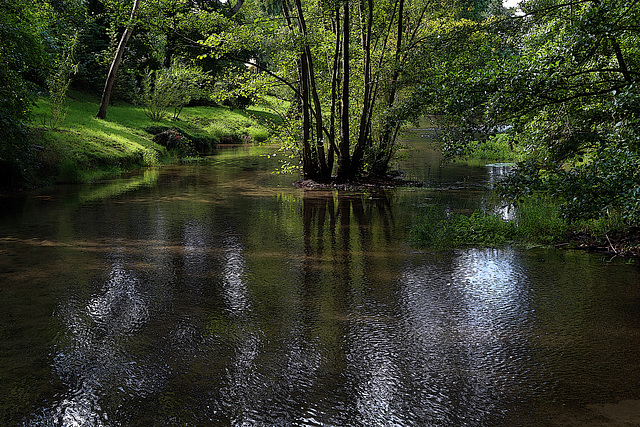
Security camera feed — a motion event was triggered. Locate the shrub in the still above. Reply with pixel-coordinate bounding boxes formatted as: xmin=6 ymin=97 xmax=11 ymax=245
xmin=462 ymin=133 xmax=522 ymax=162
xmin=45 ymin=33 xmax=78 ymax=130
xmin=142 ymin=61 xmax=209 ymax=122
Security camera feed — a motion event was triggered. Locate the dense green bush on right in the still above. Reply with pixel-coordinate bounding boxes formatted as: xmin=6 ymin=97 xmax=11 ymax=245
xmin=411 ymin=195 xmax=572 ymax=249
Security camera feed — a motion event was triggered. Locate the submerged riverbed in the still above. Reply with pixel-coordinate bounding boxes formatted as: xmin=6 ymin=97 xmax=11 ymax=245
xmin=1 ymin=136 xmax=640 ymax=426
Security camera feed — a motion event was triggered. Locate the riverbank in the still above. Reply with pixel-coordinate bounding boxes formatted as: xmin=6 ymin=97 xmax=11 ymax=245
xmin=411 ymin=192 xmax=640 ymax=259
xmin=8 ymin=90 xmax=278 ymax=190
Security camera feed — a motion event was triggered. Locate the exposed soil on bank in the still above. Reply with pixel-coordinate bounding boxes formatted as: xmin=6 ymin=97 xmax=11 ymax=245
xmin=565 ymin=228 xmax=640 ymax=258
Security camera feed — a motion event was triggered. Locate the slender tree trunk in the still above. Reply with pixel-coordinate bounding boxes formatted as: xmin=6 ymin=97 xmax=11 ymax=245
xmin=328 ymin=5 xmax=342 ymax=176
xmin=337 ymin=0 xmax=351 ymax=179
xmin=96 ymin=0 xmax=141 ymax=120
xmin=300 ymin=52 xmax=315 ymax=179
xmin=373 ymin=0 xmax=404 ymax=175
xmin=293 ymin=0 xmax=329 ymax=180
xmin=611 ymin=38 xmax=633 ymax=83
xmin=282 ymin=0 xmax=315 ymax=178
xmin=230 ymin=0 xmax=244 ymax=16
xmin=306 ymin=50 xmax=329 ymax=180
xmin=351 ymin=0 xmax=374 ymax=171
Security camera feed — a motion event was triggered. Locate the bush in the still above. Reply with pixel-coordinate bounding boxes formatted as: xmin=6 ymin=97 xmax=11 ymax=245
xmin=45 ymin=34 xmax=78 ymax=130
xmin=499 ymin=145 xmax=640 ymax=225
xmin=142 ymin=61 xmax=209 ymax=121
xmin=411 ymin=195 xmax=569 ymax=249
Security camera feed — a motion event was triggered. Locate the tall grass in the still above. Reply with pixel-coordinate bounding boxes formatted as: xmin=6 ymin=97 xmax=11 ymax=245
xmin=411 ymin=193 xmax=636 ymax=250
xmin=411 ymin=195 xmax=571 ymax=249
xmin=460 ymin=133 xmax=525 ymax=165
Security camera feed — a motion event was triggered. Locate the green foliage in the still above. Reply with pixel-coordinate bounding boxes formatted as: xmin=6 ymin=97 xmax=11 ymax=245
xmin=513 ymin=195 xmax=569 ymax=243
xmin=0 ymin=0 xmax=49 ymax=187
xmin=212 ymin=68 xmax=263 ymax=111
xmin=142 ymin=61 xmax=210 ymax=121
xmin=411 ymin=195 xmax=569 ymax=249
xmin=436 ymin=0 xmax=640 ymax=224
xmin=142 ymin=69 xmax=171 ymax=121
xmin=451 ymin=211 xmax=516 ymax=246
xmin=45 ymin=33 xmax=79 ymax=130
xmin=0 ymin=0 xmax=92 ymax=187
xmin=412 ymin=207 xmax=515 ymax=248
xmin=460 ymin=132 xmax=523 ymax=162
xmin=201 ymin=0 xmax=485 ymax=180
xmin=500 ymin=145 xmax=640 ymax=224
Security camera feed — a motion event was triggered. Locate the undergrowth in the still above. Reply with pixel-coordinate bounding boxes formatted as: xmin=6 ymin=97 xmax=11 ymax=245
xmin=411 ymin=194 xmax=633 ymax=250
xmin=458 ymin=133 xmax=525 ymax=165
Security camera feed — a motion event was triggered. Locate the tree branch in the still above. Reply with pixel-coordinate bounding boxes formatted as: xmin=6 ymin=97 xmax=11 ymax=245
xmin=230 ymin=0 xmax=244 ymax=17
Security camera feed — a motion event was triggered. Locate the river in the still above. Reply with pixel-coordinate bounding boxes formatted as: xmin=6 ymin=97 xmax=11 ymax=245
xmin=1 ymin=133 xmax=640 ymax=426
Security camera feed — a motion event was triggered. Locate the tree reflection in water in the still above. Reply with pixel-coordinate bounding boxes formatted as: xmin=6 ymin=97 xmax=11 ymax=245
xmin=299 ymin=190 xmax=406 ymax=424
xmin=12 ymin=169 xmax=638 ymax=426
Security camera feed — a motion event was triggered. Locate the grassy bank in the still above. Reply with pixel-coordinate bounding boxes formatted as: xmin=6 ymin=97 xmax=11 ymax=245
xmin=412 ymin=134 xmax=640 ymax=257
xmin=412 ymin=192 xmax=640 ymax=257
xmin=26 ymin=90 xmax=278 ymax=185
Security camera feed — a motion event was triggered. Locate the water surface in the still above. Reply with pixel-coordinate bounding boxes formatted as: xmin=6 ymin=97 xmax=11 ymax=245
xmin=1 ymin=139 xmax=640 ymax=426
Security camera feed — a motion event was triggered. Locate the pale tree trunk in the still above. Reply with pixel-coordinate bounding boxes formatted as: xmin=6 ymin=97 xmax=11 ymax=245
xmin=96 ymin=0 xmax=141 ymax=119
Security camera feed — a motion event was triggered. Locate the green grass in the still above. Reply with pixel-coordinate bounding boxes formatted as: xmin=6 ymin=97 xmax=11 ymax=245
xmin=411 ymin=193 xmax=638 ymax=250
xmin=29 ymin=90 xmax=280 ymax=184
xmin=411 ymin=195 xmax=571 ymax=249
xmin=460 ymin=133 xmax=525 ymax=165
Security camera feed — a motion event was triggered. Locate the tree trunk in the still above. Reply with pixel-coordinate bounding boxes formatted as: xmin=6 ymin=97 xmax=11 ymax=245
xmin=611 ymin=38 xmax=633 ymax=83
xmin=373 ymin=0 xmax=404 ymax=175
xmin=351 ymin=0 xmax=374 ymax=172
xmin=96 ymin=0 xmax=141 ymax=120
xmin=282 ymin=0 xmax=316 ymax=179
xmin=293 ymin=0 xmax=329 ymax=180
xmin=337 ymin=0 xmax=351 ymax=179
xmin=230 ymin=0 xmax=245 ymax=16
xmin=300 ymin=51 xmax=316 ymax=179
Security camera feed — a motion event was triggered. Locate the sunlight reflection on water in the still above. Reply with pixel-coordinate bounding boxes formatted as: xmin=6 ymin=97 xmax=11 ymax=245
xmin=2 ymin=142 xmax=639 ymax=426
xmin=393 ymin=248 xmax=550 ymax=424
xmin=40 ymin=257 xmax=165 ymax=426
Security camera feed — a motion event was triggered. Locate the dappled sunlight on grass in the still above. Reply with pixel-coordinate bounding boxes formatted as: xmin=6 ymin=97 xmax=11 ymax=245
xmin=28 ymin=89 xmax=282 ymax=184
